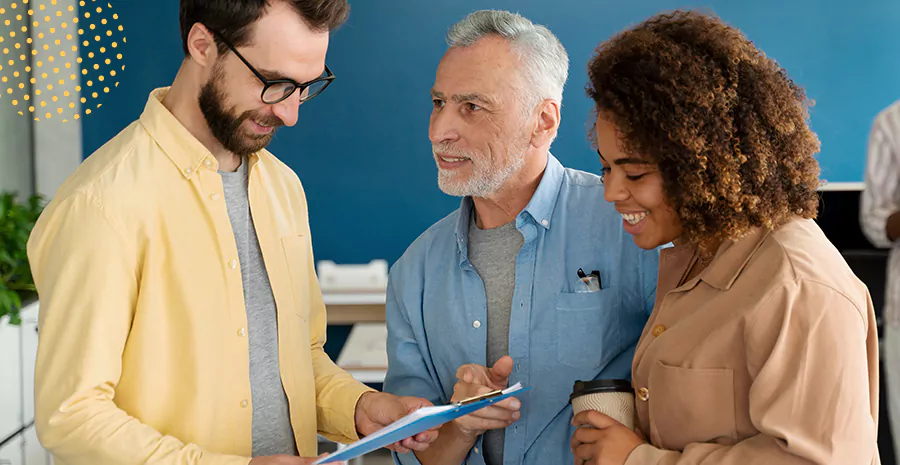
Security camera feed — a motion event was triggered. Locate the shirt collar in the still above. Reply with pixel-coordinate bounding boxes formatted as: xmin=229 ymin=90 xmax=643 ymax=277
xmin=139 ymin=87 xmax=260 ymax=179
xmin=667 ymin=226 xmax=773 ymax=292
xmin=699 ymin=226 xmax=773 ymax=291
xmin=453 ymin=153 xmax=565 ymax=257
xmin=520 ymin=153 xmax=564 ymax=231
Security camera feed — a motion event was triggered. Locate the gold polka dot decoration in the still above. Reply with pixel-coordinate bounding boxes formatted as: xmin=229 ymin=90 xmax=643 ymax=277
xmin=0 ymin=0 xmax=125 ymax=122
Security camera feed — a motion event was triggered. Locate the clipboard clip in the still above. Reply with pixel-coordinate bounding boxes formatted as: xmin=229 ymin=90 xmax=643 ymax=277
xmin=456 ymin=389 xmax=504 ymax=406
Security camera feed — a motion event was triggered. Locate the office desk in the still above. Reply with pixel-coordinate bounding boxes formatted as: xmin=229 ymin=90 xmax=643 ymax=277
xmin=324 ymin=292 xmax=386 ymax=324
xmin=326 ymin=303 xmax=386 ymax=324
xmin=324 ymin=292 xmax=388 ymax=385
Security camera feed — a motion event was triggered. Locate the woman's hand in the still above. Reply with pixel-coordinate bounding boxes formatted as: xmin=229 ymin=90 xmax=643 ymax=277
xmin=570 ymin=411 xmax=646 ymax=465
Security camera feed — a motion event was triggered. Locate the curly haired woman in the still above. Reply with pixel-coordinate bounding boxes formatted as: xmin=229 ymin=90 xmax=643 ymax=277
xmin=570 ymin=10 xmax=881 ymax=465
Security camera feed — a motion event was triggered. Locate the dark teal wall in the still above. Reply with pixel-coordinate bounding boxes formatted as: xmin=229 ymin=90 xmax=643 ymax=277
xmin=85 ymin=0 xmax=900 ymax=264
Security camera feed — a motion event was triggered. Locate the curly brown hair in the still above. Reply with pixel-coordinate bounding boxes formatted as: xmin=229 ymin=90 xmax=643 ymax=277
xmin=586 ymin=9 xmax=821 ymax=245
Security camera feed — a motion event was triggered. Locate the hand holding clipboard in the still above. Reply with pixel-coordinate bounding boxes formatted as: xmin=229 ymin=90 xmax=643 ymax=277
xmin=314 ymin=383 xmax=531 ymax=464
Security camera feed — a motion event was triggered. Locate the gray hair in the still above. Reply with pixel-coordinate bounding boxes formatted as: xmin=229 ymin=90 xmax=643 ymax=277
xmin=446 ymin=10 xmax=569 ymax=107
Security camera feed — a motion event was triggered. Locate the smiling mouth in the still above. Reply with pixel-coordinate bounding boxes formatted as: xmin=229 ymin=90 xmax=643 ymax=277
xmin=437 ymin=155 xmax=469 ymax=163
xmin=621 ymin=212 xmax=648 ymax=225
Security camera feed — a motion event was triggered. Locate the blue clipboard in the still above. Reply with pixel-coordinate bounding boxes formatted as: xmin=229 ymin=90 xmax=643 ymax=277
xmin=314 ymin=384 xmax=531 ymax=464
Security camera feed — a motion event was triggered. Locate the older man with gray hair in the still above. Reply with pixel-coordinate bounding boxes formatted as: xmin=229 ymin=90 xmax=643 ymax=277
xmin=383 ymin=10 xmax=660 ymax=465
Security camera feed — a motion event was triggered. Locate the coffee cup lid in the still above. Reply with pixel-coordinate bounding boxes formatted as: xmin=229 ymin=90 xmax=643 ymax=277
xmin=569 ymin=379 xmax=634 ymax=403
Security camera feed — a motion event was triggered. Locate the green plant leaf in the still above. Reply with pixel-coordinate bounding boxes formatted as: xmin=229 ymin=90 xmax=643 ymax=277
xmin=0 ymin=191 xmax=43 ymax=326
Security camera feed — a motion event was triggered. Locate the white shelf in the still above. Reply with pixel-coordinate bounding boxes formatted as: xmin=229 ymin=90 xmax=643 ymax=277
xmin=346 ymin=369 xmax=388 ymax=384
xmin=322 ymin=292 xmax=386 ymax=306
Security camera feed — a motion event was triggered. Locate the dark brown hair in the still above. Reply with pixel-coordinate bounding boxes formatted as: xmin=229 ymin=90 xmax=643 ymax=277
xmin=180 ymin=0 xmax=349 ymax=55
xmin=586 ymin=10 xmax=821 ymax=245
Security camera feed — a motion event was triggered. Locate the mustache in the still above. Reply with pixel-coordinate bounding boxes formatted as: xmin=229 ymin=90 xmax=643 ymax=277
xmin=239 ymin=111 xmax=285 ymax=129
xmin=432 ymin=144 xmax=473 ymax=158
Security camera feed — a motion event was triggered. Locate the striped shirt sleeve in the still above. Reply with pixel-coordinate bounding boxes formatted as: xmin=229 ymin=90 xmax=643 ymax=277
xmin=861 ymin=106 xmax=900 ymax=248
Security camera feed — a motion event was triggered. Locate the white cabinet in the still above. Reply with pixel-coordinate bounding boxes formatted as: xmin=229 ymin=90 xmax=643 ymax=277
xmin=0 ymin=427 xmax=47 ymax=465
xmin=0 ymin=435 xmax=23 ymax=465
xmin=0 ymin=315 xmax=22 ymax=442
xmin=0 ymin=302 xmax=51 ymax=465
xmin=24 ymin=426 xmax=48 ymax=465
xmin=20 ymin=306 xmax=38 ymax=424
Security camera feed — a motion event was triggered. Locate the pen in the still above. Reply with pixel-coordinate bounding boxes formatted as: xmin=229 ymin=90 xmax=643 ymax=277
xmin=591 ymin=270 xmax=602 ymax=289
xmin=576 ymin=268 xmax=603 ymax=291
xmin=457 ymin=389 xmax=504 ymax=406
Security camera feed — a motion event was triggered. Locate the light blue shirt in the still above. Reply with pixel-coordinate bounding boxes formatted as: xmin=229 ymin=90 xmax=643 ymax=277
xmin=384 ymin=155 xmax=659 ymax=465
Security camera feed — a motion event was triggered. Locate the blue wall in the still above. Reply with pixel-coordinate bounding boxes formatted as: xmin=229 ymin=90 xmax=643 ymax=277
xmin=86 ymin=0 xmax=900 ymax=265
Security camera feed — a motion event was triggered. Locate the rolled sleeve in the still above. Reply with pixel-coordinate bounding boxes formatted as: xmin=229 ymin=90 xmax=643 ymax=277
xmin=384 ymin=267 xmax=454 ymax=465
xmin=383 ymin=269 xmax=445 ymax=404
xmin=861 ymin=116 xmax=900 ymax=248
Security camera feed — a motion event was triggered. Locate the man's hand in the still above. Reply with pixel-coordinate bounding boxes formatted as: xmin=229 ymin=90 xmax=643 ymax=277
xmin=570 ymin=411 xmax=645 ymax=465
xmin=355 ymin=392 xmax=439 ymax=454
xmin=450 ymin=356 xmax=521 ymax=438
xmin=886 ymin=211 xmax=900 ymax=241
xmin=248 ymin=454 xmax=342 ymax=465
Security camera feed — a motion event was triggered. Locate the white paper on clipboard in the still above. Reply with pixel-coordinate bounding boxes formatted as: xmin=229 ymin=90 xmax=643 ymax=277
xmin=314 ymin=383 xmax=528 ymax=464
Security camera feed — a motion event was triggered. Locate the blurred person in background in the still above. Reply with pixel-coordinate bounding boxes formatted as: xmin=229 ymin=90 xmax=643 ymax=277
xmin=862 ymin=97 xmax=900 ymax=460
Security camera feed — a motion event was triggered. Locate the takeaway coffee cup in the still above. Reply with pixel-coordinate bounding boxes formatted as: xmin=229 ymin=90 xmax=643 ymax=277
xmin=569 ymin=379 xmax=636 ymax=430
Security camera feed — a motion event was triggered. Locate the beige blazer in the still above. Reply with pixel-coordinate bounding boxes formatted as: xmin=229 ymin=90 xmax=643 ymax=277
xmin=625 ymin=218 xmax=881 ymax=465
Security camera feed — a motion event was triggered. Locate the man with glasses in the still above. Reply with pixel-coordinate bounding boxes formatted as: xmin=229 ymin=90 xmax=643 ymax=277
xmin=27 ymin=1 xmax=436 ymax=464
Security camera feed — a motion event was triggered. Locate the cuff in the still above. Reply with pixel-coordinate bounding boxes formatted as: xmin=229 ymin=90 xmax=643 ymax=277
xmin=319 ymin=382 xmax=377 ymax=444
xmin=625 ymin=444 xmax=676 ymax=465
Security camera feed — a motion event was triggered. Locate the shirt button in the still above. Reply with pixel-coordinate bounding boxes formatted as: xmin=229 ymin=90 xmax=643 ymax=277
xmin=238 ymin=328 xmax=246 ymax=337
xmin=541 ymin=219 xmax=549 ymax=227
xmin=240 ymin=399 xmax=248 ymax=408
xmin=652 ymin=325 xmax=666 ymax=337
xmin=184 ymin=167 xmax=193 ymax=175
xmin=637 ymin=387 xmax=650 ymax=402
xmin=473 ymin=320 xmax=481 ymax=329
xmin=474 ymin=447 xmax=479 ymax=454
xmin=210 ymin=193 xmax=219 ymax=201
xmin=229 ymin=259 xmax=237 ymax=269
xmin=204 ymin=159 xmax=213 ymax=168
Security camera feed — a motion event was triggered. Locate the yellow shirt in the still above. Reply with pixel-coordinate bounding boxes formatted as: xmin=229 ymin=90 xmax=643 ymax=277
xmin=27 ymin=88 xmax=373 ymax=465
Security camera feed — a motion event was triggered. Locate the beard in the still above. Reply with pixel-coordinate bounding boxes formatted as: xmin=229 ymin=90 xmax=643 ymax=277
xmin=198 ymin=62 xmax=284 ymax=157
xmin=434 ymin=137 xmax=529 ymax=198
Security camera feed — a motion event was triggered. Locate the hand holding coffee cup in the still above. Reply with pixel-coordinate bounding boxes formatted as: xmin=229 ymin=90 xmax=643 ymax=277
xmin=569 ymin=379 xmax=636 ymax=430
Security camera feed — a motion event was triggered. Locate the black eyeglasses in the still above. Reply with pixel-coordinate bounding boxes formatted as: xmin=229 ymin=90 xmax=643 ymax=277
xmin=211 ymin=29 xmax=335 ymax=105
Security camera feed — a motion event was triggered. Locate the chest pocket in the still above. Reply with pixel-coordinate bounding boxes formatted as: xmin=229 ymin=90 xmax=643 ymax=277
xmin=648 ymin=360 xmax=738 ymax=450
xmin=555 ymin=287 xmax=623 ymax=370
xmin=281 ymin=234 xmax=310 ymax=322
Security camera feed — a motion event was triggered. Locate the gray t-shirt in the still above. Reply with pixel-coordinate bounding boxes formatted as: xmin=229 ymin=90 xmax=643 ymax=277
xmin=467 ymin=215 xmax=524 ymax=465
xmin=220 ymin=158 xmax=297 ymax=457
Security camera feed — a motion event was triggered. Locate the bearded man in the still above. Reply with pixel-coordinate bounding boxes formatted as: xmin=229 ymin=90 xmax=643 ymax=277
xmin=382 ymin=10 xmax=660 ymax=465
xmin=27 ymin=1 xmax=437 ymax=464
